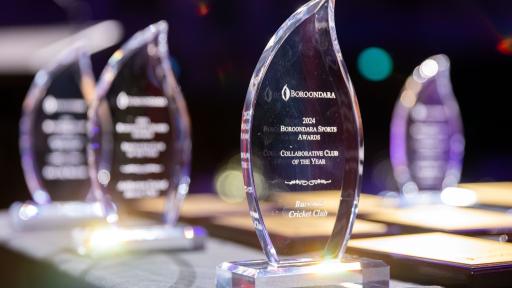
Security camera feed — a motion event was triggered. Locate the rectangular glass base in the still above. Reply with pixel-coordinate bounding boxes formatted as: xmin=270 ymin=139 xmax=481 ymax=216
xmin=9 ymin=201 xmax=106 ymax=230
xmin=72 ymin=224 xmax=207 ymax=256
xmin=216 ymin=257 xmax=389 ymax=288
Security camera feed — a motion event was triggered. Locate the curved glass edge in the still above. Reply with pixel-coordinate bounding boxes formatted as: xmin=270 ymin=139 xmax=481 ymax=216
xmin=241 ymin=0 xmax=364 ymax=264
xmin=89 ymin=20 xmax=192 ymax=225
xmin=94 ymin=20 xmax=170 ymax=106
xmin=158 ymin=23 xmax=192 ymax=226
xmin=390 ymin=54 xmax=464 ymax=196
xmin=323 ymin=0 xmax=364 ymax=261
xmin=20 ymin=44 xmax=94 ymax=205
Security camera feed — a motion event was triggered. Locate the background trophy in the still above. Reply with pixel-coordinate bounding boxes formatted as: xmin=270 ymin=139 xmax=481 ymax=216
xmin=10 ymin=45 xmax=106 ymax=230
xmin=73 ymin=21 xmax=206 ymax=255
xmin=390 ymin=54 xmax=465 ymax=205
xmin=216 ymin=0 xmax=388 ymax=287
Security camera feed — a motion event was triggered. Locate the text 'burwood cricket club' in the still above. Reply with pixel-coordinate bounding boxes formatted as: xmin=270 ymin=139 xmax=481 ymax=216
xmin=281 ymin=84 xmax=335 ymax=101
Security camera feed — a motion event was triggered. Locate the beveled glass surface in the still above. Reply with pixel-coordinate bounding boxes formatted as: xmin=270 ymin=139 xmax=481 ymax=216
xmin=216 ymin=257 xmax=389 ymax=288
xmin=390 ymin=55 xmax=465 ymax=198
xmin=89 ymin=21 xmax=191 ymax=225
xmin=241 ymin=0 xmax=363 ymax=264
xmin=20 ymin=46 xmax=94 ymax=204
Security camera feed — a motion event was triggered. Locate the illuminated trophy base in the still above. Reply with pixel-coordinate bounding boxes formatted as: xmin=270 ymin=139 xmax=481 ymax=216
xmin=401 ymin=191 xmax=443 ymax=206
xmin=216 ymin=257 xmax=389 ymax=288
xmin=394 ymin=186 xmax=477 ymax=207
xmin=381 ymin=190 xmax=449 ymax=207
xmin=9 ymin=201 xmax=106 ymax=230
xmin=73 ymin=224 xmax=207 ymax=256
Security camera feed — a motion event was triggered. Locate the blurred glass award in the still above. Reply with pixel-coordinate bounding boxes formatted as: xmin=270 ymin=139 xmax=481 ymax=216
xmin=216 ymin=0 xmax=389 ymax=287
xmin=390 ymin=55 xmax=465 ymax=205
xmin=10 ymin=45 xmax=106 ymax=230
xmin=73 ymin=21 xmax=205 ymax=255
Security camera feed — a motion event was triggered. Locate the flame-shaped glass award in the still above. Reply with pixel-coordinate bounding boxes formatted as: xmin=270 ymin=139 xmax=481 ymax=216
xmin=216 ymin=1 xmax=388 ymax=287
xmin=11 ymin=45 xmax=106 ymax=230
xmin=73 ymin=21 xmax=206 ymax=255
xmin=390 ymin=55 xmax=465 ymax=205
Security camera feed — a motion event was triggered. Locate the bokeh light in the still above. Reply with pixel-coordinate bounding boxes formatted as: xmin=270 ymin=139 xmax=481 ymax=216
xmin=214 ymin=154 xmax=269 ymax=203
xmin=497 ymin=37 xmax=512 ymax=56
xmin=170 ymin=57 xmax=181 ymax=78
xmin=418 ymin=59 xmax=439 ymax=78
xmin=440 ymin=187 xmax=477 ymax=207
xmin=357 ymin=47 xmax=393 ymax=81
xmin=197 ymin=1 xmax=210 ymax=17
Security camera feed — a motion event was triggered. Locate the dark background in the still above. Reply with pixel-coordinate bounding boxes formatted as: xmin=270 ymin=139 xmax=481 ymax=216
xmin=0 ymin=0 xmax=511 ymax=208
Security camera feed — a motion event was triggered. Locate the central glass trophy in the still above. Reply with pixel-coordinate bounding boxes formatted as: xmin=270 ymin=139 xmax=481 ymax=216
xmin=11 ymin=45 xmax=106 ymax=230
xmin=216 ymin=0 xmax=388 ymax=287
xmin=73 ymin=21 xmax=206 ymax=255
xmin=390 ymin=54 xmax=465 ymax=205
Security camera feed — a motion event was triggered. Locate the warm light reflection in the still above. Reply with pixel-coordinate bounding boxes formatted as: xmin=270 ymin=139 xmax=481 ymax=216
xmin=349 ymin=232 xmax=512 ymax=266
xmin=81 ymin=76 xmax=96 ymax=105
xmin=77 ymin=226 xmax=157 ymax=255
xmin=214 ymin=154 xmax=269 ymax=202
xmin=75 ymin=225 xmax=201 ymax=255
xmin=340 ymin=283 xmax=363 ymax=288
xmin=215 ymin=169 xmax=245 ymax=203
xmin=399 ymin=90 xmax=416 ymax=108
xmin=312 ymin=260 xmax=361 ymax=275
xmin=459 ymin=182 xmax=512 ymax=207
xmin=91 ymin=202 xmax=104 ymax=216
xmin=112 ymin=50 xmax=124 ymax=62
xmin=18 ymin=203 xmax=38 ymax=220
xmin=184 ymin=226 xmax=195 ymax=239
xmin=87 ymin=227 xmax=123 ymax=253
xmin=147 ymin=43 xmax=158 ymax=57
xmin=106 ymin=213 xmax=118 ymax=224
xmin=440 ymin=187 xmax=477 ymax=207
xmin=404 ymin=76 xmax=421 ymax=93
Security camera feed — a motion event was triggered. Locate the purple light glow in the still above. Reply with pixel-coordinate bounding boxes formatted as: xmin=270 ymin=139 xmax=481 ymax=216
xmin=390 ymin=55 xmax=464 ymax=198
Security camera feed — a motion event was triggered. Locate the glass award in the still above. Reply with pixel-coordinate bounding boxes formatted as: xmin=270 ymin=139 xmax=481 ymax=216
xmin=216 ymin=1 xmax=389 ymax=287
xmin=11 ymin=45 xmax=106 ymax=230
xmin=390 ymin=54 xmax=465 ymax=205
xmin=73 ymin=21 xmax=205 ymax=255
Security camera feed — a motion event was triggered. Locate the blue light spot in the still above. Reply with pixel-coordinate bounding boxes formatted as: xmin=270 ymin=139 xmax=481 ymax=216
xmin=357 ymin=47 xmax=393 ymax=81
xmin=170 ymin=57 xmax=181 ymax=78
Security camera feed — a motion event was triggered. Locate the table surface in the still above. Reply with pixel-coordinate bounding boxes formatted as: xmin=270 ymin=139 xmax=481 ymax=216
xmin=0 ymin=212 xmax=435 ymax=288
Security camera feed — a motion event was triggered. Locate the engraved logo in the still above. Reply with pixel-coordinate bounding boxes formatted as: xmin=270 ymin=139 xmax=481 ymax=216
xmin=284 ymin=179 xmax=332 ymax=186
xmin=281 ymin=84 xmax=290 ymax=101
xmin=116 ymin=91 xmax=168 ymax=110
xmin=281 ymin=84 xmax=335 ymax=101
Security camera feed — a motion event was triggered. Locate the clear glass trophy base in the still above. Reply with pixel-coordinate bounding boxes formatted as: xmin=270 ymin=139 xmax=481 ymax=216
xmin=72 ymin=224 xmax=207 ymax=256
xmin=216 ymin=257 xmax=389 ymax=288
xmin=9 ymin=201 xmax=106 ymax=230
